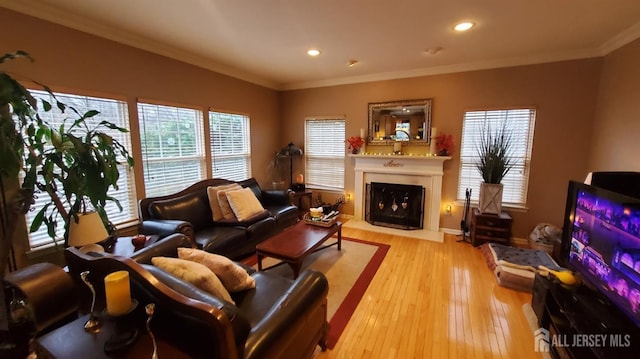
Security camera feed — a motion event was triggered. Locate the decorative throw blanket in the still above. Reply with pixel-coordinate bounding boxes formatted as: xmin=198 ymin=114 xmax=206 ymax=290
xmin=479 ymin=242 xmax=562 ymax=292
xmin=488 ymin=242 xmax=561 ymax=271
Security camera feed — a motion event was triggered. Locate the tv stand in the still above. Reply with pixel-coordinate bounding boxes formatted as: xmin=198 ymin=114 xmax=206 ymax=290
xmin=532 ymin=273 xmax=639 ymax=358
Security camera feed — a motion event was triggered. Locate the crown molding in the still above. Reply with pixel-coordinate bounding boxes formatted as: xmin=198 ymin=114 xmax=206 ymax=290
xmin=598 ymin=21 xmax=640 ymax=56
xmin=279 ymin=48 xmax=602 ymax=91
xmin=4 ymin=1 xmax=638 ymax=92
xmin=0 ymin=1 xmax=280 ymax=89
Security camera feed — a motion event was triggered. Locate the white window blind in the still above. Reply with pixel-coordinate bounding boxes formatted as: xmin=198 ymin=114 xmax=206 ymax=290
xmin=304 ymin=118 xmax=346 ymax=190
xmin=138 ymin=103 xmax=205 ymax=197
xmin=210 ymin=111 xmax=251 ymax=181
xmin=457 ymin=108 xmax=536 ymax=207
xmin=25 ymin=91 xmax=135 ymax=250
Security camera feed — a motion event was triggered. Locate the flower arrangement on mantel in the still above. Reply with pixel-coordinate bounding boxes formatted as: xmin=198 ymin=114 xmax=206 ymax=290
xmin=346 ymin=136 xmax=364 ymax=154
xmin=435 ymin=133 xmax=454 ymax=156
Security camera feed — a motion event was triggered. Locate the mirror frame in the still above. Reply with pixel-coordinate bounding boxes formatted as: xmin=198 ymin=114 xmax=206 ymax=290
xmin=367 ymin=98 xmax=433 ymax=145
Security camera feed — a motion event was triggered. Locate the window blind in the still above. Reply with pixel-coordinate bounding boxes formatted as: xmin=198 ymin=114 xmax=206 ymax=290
xmin=457 ymin=108 xmax=536 ymax=207
xmin=304 ymin=118 xmax=346 ymax=190
xmin=209 ymin=111 xmax=251 ymax=181
xmin=25 ymin=91 xmax=135 ymax=250
xmin=138 ymin=103 xmax=205 ymax=197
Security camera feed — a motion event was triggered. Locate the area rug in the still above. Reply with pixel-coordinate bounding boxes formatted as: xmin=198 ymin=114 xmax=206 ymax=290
xmin=244 ymin=237 xmax=389 ymax=349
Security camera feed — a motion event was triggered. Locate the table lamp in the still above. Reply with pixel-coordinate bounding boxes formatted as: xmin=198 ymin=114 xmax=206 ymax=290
xmin=68 ymin=212 xmax=109 ymax=253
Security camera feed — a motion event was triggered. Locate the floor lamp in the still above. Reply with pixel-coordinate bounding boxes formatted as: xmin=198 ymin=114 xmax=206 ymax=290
xmin=277 ymin=142 xmax=303 ymax=189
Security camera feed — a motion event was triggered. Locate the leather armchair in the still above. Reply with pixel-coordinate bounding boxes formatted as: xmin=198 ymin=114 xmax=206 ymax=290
xmin=64 ymin=239 xmax=329 ymax=359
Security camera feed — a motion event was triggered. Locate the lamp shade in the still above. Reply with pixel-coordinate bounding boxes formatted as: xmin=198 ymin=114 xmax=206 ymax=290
xmin=68 ymin=212 xmax=109 ymax=247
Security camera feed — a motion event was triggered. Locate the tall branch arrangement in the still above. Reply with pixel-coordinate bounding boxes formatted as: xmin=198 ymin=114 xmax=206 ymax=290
xmin=475 ymin=122 xmax=514 ymax=184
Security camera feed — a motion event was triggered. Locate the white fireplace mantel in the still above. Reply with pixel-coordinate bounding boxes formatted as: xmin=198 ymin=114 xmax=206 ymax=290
xmin=346 ymin=154 xmax=451 ymax=242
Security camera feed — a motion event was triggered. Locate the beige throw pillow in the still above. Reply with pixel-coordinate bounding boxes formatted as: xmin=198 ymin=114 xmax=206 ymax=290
xmin=178 ymin=248 xmax=255 ymax=292
xmin=225 ymin=187 xmax=266 ymax=222
xmin=207 ymin=184 xmax=241 ymax=221
xmin=217 ymin=188 xmax=239 ymax=220
xmin=151 ymin=256 xmax=234 ymax=304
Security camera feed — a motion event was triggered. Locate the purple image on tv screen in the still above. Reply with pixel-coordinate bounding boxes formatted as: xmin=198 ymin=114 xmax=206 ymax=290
xmin=570 ymin=189 xmax=640 ymax=323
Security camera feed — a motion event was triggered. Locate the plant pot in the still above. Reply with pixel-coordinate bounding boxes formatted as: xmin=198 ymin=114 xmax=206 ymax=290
xmin=479 ymin=182 xmax=503 ymax=214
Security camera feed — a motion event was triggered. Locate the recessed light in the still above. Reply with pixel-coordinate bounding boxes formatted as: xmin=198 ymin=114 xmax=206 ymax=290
xmin=307 ymin=49 xmax=321 ymax=57
xmin=348 ymin=59 xmax=358 ymax=67
xmin=454 ymin=21 xmax=475 ymax=32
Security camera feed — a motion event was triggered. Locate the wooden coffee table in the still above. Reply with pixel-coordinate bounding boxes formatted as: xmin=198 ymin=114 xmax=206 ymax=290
xmin=256 ymin=220 xmax=342 ymax=279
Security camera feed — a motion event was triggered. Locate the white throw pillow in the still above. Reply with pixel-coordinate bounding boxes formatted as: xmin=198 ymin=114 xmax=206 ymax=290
xmin=151 ymin=256 xmax=234 ymax=304
xmin=225 ymin=187 xmax=266 ymax=222
xmin=207 ymin=184 xmax=241 ymax=221
xmin=178 ymin=248 xmax=255 ymax=292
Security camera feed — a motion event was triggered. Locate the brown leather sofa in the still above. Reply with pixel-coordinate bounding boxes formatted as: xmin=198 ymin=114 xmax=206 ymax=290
xmin=138 ymin=178 xmax=299 ymax=260
xmin=64 ymin=234 xmax=329 ymax=359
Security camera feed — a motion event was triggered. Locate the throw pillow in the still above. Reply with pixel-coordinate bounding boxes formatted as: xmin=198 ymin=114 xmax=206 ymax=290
xmin=178 ymin=248 xmax=255 ymax=292
xmin=225 ymin=187 xmax=266 ymax=222
xmin=151 ymin=256 xmax=234 ymax=304
xmin=207 ymin=183 xmax=241 ymax=221
xmin=217 ymin=188 xmax=239 ymax=220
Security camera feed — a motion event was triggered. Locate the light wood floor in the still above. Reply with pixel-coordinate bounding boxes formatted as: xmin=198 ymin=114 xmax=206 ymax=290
xmin=316 ymin=227 xmax=543 ymax=359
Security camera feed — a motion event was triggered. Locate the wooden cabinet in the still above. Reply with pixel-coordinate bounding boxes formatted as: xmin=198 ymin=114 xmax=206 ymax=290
xmin=470 ymin=208 xmax=512 ymax=246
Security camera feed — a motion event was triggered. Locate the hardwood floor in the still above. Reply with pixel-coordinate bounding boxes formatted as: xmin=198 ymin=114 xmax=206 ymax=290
xmin=316 ymin=227 xmax=543 ymax=359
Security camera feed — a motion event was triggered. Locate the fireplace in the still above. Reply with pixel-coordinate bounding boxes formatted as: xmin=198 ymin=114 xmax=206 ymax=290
xmin=366 ymin=182 xmax=425 ymax=230
xmin=344 ymin=154 xmax=450 ymax=242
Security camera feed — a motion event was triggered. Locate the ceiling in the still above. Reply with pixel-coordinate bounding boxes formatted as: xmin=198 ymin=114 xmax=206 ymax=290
xmin=3 ymin=0 xmax=640 ymax=90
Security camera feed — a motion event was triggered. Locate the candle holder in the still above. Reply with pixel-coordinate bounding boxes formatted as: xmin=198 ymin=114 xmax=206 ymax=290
xmin=145 ymin=303 xmax=158 ymax=359
xmin=80 ymin=271 xmax=102 ymax=333
xmin=103 ymin=299 xmax=139 ymax=354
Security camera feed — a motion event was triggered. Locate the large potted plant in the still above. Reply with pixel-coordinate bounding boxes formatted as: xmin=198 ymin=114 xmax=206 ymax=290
xmin=0 ymin=51 xmax=133 ymax=331
xmin=475 ymin=122 xmax=514 ymax=214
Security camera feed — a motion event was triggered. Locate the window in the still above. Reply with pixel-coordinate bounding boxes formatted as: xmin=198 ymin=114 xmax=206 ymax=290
xmin=25 ymin=91 xmax=135 ymax=250
xmin=209 ymin=111 xmax=251 ymax=181
xmin=457 ymin=108 xmax=536 ymax=207
xmin=138 ymin=102 xmax=205 ymax=197
xmin=304 ymin=118 xmax=346 ymax=190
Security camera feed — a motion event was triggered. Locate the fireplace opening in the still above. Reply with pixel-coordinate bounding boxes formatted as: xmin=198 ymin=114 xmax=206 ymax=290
xmin=365 ymin=182 xmax=425 ymax=230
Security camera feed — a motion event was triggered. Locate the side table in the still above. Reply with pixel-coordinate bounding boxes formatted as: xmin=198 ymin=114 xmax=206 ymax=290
xmin=470 ymin=208 xmax=512 ymax=246
xmin=35 ymin=313 xmax=189 ymax=358
xmin=109 ymin=235 xmax=159 ymax=257
xmin=289 ymin=190 xmax=313 ymax=217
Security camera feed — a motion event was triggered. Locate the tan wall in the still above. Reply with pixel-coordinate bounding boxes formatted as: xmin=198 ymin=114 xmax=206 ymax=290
xmin=281 ymin=59 xmax=603 ymax=238
xmin=0 ymin=8 xmax=280 ymax=186
xmin=0 ymin=8 xmax=280 ymax=266
xmin=589 ymin=38 xmax=640 ymax=171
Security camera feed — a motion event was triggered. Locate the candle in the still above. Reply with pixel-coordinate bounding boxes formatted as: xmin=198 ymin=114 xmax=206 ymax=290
xmin=430 ymin=127 xmax=438 ymax=154
xmin=104 ymin=270 xmax=131 ymax=316
xmin=296 ymin=173 xmax=304 ymax=183
xmin=393 ymin=142 xmax=402 ymax=153
xmin=360 ymin=128 xmax=365 ymax=138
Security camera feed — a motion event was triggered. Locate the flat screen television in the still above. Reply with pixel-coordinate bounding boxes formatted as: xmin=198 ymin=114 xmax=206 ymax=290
xmin=560 ymin=180 xmax=640 ymax=328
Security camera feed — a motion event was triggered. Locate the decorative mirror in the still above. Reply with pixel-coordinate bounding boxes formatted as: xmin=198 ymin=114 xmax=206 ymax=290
xmin=367 ymin=99 xmax=432 ymax=145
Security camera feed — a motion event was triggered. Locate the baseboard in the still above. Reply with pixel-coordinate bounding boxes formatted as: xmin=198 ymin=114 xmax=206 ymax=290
xmin=440 ymin=227 xmax=463 ymax=235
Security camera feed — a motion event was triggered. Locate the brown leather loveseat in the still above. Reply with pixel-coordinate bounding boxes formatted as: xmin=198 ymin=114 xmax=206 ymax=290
xmin=65 ymin=234 xmax=329 ymax=359
xmin=138 ymin=178 xmax=299 ymax=259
